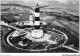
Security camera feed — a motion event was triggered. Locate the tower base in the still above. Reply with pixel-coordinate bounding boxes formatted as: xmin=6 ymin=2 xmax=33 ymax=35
xmin=32 ymin=29 xmax=43 ymax=39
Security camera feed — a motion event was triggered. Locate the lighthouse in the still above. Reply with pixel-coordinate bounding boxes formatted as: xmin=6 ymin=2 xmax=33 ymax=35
xmin=34 ymin=4 xmax=40 ymax=29
xmin=32 ymin=4 xmax=43 ymax=38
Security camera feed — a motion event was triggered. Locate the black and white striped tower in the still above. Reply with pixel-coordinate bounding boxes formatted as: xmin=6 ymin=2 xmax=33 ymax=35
xmin=32 ymin=4 xmax=43 ymax=38
xmin=34 ymin=4 xmax=40 ymax=29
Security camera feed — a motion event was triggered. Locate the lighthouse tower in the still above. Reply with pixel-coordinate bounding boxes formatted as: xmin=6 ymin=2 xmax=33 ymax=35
xmin=34 ymin=4 xmax=40 ymax=28
xmin=32 ymin=4 xmax=43 ymax=38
